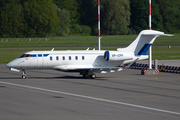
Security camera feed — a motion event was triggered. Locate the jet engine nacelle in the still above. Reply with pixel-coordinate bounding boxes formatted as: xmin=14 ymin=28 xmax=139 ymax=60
xmin=104 ymin=51 xmax=133 ymax=61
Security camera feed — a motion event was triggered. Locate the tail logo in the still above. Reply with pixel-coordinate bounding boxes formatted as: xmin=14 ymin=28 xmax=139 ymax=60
xmin=138 ymin=44 xmax=152 ymax=55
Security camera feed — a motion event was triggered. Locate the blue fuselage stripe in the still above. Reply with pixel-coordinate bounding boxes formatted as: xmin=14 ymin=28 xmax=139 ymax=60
xmin=31 ymin=54 xmax=49 ymax=57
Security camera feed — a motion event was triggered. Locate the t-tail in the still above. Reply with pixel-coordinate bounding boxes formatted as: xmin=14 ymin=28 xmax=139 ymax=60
xmin=117 ymin=30 xmax=173 ymax=55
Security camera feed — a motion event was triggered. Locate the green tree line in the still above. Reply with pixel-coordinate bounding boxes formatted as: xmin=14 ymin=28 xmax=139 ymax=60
xmin=0 ymin=0 xmax=179 ymax=38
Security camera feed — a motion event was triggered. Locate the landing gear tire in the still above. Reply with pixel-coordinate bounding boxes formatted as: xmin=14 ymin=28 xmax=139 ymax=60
xmin=90 ymin=74 xmax=96 ymax=79
xmin=22 ymin=75 xmax=27 ymax=79
xmin=83 ymin=73 xmax=96 ymax=79
xmin=21 ymin=69 xmax=27 ymax=79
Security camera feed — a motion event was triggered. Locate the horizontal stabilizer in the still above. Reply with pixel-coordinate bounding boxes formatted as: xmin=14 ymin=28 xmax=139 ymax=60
xmin=142 ymin=34 xmax=173 ymax=36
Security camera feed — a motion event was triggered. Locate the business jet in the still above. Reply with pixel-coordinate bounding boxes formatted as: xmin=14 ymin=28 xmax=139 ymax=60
xmin=6 ymin=30 xmax=171 ymax=79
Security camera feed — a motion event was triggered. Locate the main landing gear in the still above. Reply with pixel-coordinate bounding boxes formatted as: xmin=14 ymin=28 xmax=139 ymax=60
xmin=81 ymin=72 xmax=96 ymax=79
xmin=22 ymin=69 xmax=27 ymax=79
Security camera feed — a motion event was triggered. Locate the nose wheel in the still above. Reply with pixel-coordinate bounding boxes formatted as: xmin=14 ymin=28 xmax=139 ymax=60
xmin=22 ymin=69 xmax=27 ymax=79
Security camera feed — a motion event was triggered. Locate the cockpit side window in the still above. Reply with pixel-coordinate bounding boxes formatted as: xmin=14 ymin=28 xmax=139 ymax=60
xmin=27 ymin=54 xmax=32 ymax=57
xmin=19 ymin=54 xmax=32 ymax=58
xmin=19 ymin=54 xmax=26 ymax=58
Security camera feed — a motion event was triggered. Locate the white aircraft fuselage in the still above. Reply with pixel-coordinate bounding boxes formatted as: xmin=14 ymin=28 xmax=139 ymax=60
xmin=6 ymin=50 xmax=142 ymax=70
xmin=6 ymin=30 xmax=172 ymax=79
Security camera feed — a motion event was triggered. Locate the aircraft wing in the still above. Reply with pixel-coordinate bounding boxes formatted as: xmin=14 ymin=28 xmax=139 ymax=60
xmin=53 ymin=65 xmax=123 ymax=73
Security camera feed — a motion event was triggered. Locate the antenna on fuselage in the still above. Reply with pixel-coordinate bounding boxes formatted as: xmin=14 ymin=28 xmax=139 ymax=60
xmin=86 ymin=47 xmax=89 ymax=51
xmin=51 ymin=48 xmax=54 ymax=51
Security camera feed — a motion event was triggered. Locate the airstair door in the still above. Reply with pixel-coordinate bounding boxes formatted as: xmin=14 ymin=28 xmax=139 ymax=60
xmin=37 ymin=54 xmax=43 ymax=68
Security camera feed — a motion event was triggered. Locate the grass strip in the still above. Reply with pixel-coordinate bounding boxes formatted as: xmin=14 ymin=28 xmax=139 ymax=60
xmin=0 ymin=34 xmax=179 ymax=47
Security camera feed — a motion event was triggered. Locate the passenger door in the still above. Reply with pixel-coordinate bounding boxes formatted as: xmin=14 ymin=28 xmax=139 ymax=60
xmin=37 ymin=54 xmax=43 ymax=68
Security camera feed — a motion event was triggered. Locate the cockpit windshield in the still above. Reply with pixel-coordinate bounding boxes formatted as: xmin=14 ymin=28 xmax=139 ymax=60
xmin=19 ymin=54 xmax=32 ymax=58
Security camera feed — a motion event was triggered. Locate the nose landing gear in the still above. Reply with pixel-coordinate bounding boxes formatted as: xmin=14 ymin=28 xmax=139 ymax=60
xmin=22 ymin=69 xmax=27 ymax=79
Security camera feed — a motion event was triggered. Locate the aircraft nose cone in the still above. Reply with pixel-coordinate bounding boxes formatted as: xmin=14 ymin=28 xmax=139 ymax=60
xmin=6 ymin=63 xmax=11 ymax=68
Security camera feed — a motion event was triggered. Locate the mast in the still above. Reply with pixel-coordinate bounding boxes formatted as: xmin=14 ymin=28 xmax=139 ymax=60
xmin=148 ymin=0 xmax=152 ymax=69
xmin=98 ymin=0 xmax=101 ymax=50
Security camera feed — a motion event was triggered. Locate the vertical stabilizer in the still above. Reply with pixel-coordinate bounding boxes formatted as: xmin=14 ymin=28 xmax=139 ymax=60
xmin=117 ymin=30 xmax=172 ymax=55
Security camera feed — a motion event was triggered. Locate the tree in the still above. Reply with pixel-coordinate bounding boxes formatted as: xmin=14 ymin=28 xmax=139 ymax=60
xmin=23 ymin=0 xmax=59 ymax=37
xmin=130 ymin=0 xmax=149 ymax=33
xmin=0 ymin=0 xmax=60 ymax=37
xmin=101 ymin=0 xmax=131 ymax=35
xmin=77 ymin=0 xmax=97 ymax=35
xmin=53 ymin=0 xmax=80 ymax=24
xmin=0 ymin=0 xmax=21 ymax=8
xmin=54 ymin=4 xmax=70 ymax=36
xmin=156 ymin=0 xmax=180 ymax=33
xmin=78 ymin=0 xmax=130 ymax=35
xmin=0 ymin=3 xmax=25 ymax=37
xmin=151 ymin=0 xmax=163 ymax=31
xmin=130 ymin=0 xmax=165 ymax=33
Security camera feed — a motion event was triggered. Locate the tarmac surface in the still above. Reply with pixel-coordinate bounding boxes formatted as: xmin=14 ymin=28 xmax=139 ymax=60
xmin=0 ymin=62 xmax=180 ymax=120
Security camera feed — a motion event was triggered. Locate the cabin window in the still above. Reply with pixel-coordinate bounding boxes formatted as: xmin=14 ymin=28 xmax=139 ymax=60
xmin=75 ymin=56 xmax=78 ymax=60
xmin=43 ymin=54 xmax=49 ymax=57
xmin=50 ymin=56 xmax=52 ymax=61
xmin=56 ymin=56 xmax=59 ymax=60
xmin=62 ymin=56 xmax=65 ymax=60
xmin=82 ymin=56 xmax=85 ymax=60
xmin=31 ymin=54 xmax=36 ymax=57
xmin=69 ymin=56 xmax=71 ymax=60
xmin=38 ymin=54 xmax=42 ymax=57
